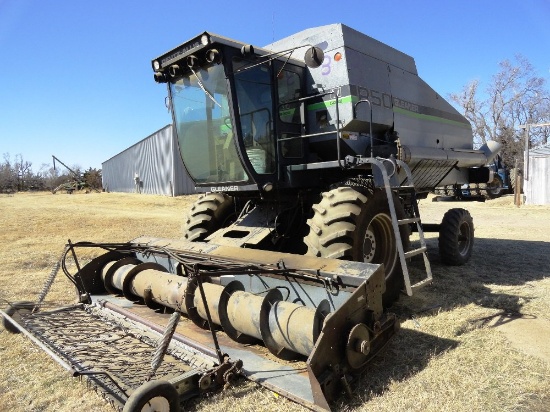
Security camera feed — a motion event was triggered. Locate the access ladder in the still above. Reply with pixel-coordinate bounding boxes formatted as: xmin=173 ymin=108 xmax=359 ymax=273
xmin=362 ymin=157 xmax=433 ymax=296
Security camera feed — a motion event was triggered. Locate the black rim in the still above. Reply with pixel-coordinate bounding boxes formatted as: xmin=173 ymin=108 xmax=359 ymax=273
xmin=363 ymin=212 xmax=397 ymax=280
xmin=458 ymin=221 xmax=472 ymax=257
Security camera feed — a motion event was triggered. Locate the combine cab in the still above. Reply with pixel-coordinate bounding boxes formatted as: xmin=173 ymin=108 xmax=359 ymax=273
xmin=2 ymin=24 xmax=501 ymax=411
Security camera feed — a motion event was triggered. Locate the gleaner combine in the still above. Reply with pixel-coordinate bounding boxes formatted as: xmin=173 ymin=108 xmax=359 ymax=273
xmin=2 ymin=24 xmax=500 ymax=411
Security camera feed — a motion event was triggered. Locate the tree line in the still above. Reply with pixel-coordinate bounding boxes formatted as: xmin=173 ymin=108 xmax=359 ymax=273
xmin=450 ymin=55 xmax=550 ymax=169
xmin=0 ymin=153 xmax=102 ymax=193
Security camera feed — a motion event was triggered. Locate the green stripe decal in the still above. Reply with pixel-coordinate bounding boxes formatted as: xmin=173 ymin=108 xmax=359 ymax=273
xmin=304 ymin=93 xmax=470 ymax=130
xmin=307 ymin=95 xmax=357 ymax=111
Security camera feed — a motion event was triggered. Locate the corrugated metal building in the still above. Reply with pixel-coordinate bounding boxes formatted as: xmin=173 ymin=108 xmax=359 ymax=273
xmin=524 ymin=143 xmax=550 ymax=205
xmin=102 ymin=125 xmax=195 ymax=196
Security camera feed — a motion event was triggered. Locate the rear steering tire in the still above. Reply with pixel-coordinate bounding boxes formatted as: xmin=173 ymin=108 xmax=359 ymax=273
xmin=182 ymin=193 xmax=236 ymax=241
xmin=439 ymin=208 xmax=474 ymax=265
xmin=305 ymin=187 xmax=410 ymax=307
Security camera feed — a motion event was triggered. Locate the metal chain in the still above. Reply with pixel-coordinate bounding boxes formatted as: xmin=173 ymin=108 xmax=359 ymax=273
xmin=34 ymin=245 xmax=70 ymax=311
xmin=147 ymin=310 xmax=181 ymax=381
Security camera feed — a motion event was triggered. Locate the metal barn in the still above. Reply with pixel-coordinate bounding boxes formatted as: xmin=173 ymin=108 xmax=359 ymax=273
xmin=524 ymin=143 xmax=550 ymax=205
xmin=102 ymin=125 xmax=195 ymax=196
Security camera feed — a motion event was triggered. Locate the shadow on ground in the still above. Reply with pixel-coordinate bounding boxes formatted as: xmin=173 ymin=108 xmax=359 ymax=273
xmin=403 ymin=236 xmax=549 ymax=312
xmin=427 ymin=237 xmax=548 ymax=284
xmin=335 ymin=235 xmax=549 ymax=407
xmin=334 ymin=328 xmax=459 ymax=408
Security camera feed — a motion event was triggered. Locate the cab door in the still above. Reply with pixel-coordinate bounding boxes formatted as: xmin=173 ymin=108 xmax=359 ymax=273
xmin=274 ymin=62 xmax=308 ymax=173
xmin=233 ymin=57 xmax=277 ymax=177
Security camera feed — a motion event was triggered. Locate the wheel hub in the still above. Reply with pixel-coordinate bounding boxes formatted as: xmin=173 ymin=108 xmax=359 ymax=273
xmin=362 ymin=213 xmax=397 ymax=279
xmin=458 ymin=221 xmax=472 ymax=257
xmin=363 ymin=229 xmax=376 ymax=261
xmin=141 ymin=396 xmax=170 ymax=412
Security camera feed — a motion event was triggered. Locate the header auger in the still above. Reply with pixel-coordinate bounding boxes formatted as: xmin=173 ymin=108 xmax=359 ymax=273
xmin=2 ymin=238 xmax=395 ymax=411
xmin=2 ymin=23 xmax=500 ymax=411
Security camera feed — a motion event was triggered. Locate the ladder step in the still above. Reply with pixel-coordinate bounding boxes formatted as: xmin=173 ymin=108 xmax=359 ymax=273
xmin=397 ymin=217 xmax=421 ymax=225
xmin=404 ymin=246 xmax=427 ymax=259
xmin=411 ymin=278 xmax=433 ymax=289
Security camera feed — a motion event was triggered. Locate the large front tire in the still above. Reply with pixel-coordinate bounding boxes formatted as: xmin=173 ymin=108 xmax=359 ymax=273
xmin=305 ymin=187 xmax=410 ymax=307
xmin=182 ymin=193 xmax=236 ymax=241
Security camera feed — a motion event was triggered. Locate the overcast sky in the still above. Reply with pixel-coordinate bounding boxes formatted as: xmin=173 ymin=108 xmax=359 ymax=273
xmin=1 ymin=0 xmax=549 ymax=171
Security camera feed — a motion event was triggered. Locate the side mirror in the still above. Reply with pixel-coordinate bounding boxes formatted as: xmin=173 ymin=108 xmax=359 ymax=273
xmin=304 ymin=46 xmax=324 ymax=68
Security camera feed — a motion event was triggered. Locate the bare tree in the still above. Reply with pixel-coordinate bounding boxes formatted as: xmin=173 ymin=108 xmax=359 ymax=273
xmin=450 ymin=55 xmax=550 ymax=167
xmin=38 ymin=163 xmax=61 ymax=190
xmin=14 ymin=154 xmax=33 ymax=191
xmin=0 ymin=154 xmax=102 ymax=193
xmin=0 ymin=153 xmax=16 ymax=192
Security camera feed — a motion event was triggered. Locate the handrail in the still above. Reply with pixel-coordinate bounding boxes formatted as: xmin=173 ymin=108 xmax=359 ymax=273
xmin=353 ymin=99 xmax=374 ymax=158
xmin=276 ymin=88 xmax=344 ymax=168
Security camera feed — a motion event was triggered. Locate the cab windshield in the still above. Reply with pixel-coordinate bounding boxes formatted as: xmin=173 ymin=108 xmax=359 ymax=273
xmin=170 ymin=64 xmax=247 ymax=184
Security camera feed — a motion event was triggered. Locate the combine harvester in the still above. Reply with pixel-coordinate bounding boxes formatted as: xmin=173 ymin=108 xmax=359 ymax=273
xmin=2 ymin=24 xmax=500 ymax=411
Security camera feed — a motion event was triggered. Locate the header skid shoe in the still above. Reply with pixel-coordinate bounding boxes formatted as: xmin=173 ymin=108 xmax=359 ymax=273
xmin=3 ymin=237 xmax=398 ymax=411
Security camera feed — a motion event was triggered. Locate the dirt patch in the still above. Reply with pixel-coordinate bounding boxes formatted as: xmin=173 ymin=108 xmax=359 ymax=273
xmin=487 ymin=314 xmax=550 ymax=363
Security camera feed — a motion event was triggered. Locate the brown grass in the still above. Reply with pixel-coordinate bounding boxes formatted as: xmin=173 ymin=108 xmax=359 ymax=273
xmin=1 ymin=192 xmax=549 ymax=411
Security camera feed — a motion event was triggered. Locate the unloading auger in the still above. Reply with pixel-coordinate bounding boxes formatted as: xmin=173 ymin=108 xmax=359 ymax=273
xmin=1 ymin=237 xmax=397 ymax=411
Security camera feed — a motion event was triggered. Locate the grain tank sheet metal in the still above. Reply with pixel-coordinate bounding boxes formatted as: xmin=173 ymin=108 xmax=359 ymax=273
xmin=1 ymin=238 xmax=398 ymax=411
xmin=266 ymin=24 xmax=501 ymax=189
xmin=266 ymin=23 xmax=472 ymax=151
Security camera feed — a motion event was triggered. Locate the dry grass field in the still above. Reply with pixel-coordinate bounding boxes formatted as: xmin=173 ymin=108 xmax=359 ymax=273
xmin=1 ymin=191 xmax=549 ymax=412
